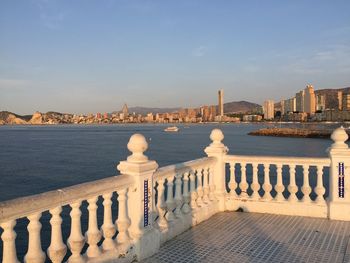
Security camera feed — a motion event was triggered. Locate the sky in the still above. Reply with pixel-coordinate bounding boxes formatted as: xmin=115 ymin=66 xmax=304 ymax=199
xmin=1 ymin=0 xmax=350 ymax=114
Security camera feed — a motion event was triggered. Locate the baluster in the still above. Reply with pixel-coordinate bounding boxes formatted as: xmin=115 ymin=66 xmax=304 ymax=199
xmin=101 ymin=193 xmax=116 ymax=251
xmin=262 ymin=164 xmax=272 ymax=200
xmin=156 ymin=179 xmax=168 ymax=228
xmin=47 ymin=207 xmax=67 ymax=263
xmin=203 ymin=167 xmax=210 ymax=203
xmin=229 ymin=163 xmax=237 ymax=197
xmin=67 ymin=201 xmax=85 ymax=262
xmin=301 ymin=165 xmax=311 ymax=202
xmin=288 ymin=164 xmax=298 ymax=202
xmin=315 ymin=165 xmax=326 ymax=203
xmin=1 ymin=220 xmax=19 ymax=263
xmin=182 ymin=172 xmax=191 ymax=213
xmin=24 ymin=213 xmax=45 ymax=263
xmin=86 ymin=197 xmax=101 ymax=258
xmin=116 ymin=189 xmax=131 ymax=245
xmin=190 ymin=171 xmax=199 ymax=210
xmin=275 ymin=164 xmax=285 ymax=201
xmin=174 ymin=173 xmax=184 ymax=218
xmin=239 ymin=163 xmax=248 ymax=197
xmin=208 ymin=165 xmax=216 ymax=201
xmin=250 ymin=163 xmax=260 ymax=200
xmin=165 ymin=177 xmax=176 ymax=221
xmin=196 ymin=169 xmax=205 ymax=206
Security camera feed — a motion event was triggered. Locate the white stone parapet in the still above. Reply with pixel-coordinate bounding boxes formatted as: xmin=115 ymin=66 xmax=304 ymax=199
xmin=0 ymin=127 xmax=350 ymax=262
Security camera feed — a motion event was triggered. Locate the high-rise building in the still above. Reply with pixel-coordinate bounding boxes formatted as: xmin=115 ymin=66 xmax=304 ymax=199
xmin=304 ymin=85 xmax=316 ymax=115
xmin=316 ymin=94 xmax=326 ymax=111
xmin=338 ymin=91 xmax=343 ymax=110
xmin=296 ymin=90 xmax=305 ymax=112
xmin=218 ymin=89 xmax=224 ymax=117
xmin=282 ymin=97 xmax=296 ymax=114
xmin=122 ymin=103 xmax=129 ymax=117
xmin=263 ymin=100 xmax=274 ymax=120
xmin=342 ymin=93 xmax=350 ymax=111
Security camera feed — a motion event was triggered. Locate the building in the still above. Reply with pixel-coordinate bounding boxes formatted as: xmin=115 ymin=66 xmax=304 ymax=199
xmin=296 ymin=90 xmax=304 ymax=112
xmin=338 ymin=91 xmax=343 ymax=110
xmin=342 ymin=93 xmax=350 ymax=111
xmin=218 ymin=89 xmax=224 ymax=117
xmin=304 ymin=85 xmax=316 ymax=115
xmin=122 ymin=103 xmax=129 ymax=117
xmin=282 ymin=97 xmax=296 ymax=115
xmin=263 ymin=100 xmax=274 ymax=120
xmin=316 ymin=94 xmax=326 ymax=111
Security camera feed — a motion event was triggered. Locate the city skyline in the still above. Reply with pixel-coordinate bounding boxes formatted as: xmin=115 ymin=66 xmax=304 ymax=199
xmin=1 ymin=1 xmax=350 ymax=114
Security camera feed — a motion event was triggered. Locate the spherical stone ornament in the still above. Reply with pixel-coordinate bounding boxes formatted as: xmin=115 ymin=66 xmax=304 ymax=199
xmin=331 ymin=126 xmax=349 ymax=149
xmin=210 ymin=129 xmax=224 ymax=146
xmin=127 ymin=133 xmax=149 ymax=163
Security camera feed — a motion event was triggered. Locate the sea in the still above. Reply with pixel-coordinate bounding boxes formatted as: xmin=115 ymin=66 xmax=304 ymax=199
xmin=0 ymin=123 xmax=343 ymax=260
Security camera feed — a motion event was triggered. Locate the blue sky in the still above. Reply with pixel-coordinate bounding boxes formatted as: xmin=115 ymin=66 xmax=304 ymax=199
xmin=1 ymin=0 xmax=350 ymax=114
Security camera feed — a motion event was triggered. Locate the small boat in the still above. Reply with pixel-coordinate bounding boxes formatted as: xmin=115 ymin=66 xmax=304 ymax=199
xmin=164 ymin=126 xmax=179 ymax=132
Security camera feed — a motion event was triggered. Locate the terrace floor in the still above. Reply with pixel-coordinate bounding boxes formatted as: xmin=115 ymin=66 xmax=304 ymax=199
xmin=141 ymin=212 xmax=350 ymax=263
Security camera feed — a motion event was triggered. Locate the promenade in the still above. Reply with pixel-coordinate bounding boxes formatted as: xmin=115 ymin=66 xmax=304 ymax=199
xmin=143 ymin=212 xmax=350 ymax=263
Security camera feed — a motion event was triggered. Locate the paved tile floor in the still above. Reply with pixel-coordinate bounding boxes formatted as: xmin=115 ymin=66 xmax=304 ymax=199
xmin=141 ymin=212 xmax=350 ymax=263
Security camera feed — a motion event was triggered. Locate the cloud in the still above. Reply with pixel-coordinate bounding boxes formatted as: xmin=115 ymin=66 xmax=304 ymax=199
xmin=33 ymin=0 xmax=67 ymax=29
xmin=192 ymin=46 xmax=208 ymax=57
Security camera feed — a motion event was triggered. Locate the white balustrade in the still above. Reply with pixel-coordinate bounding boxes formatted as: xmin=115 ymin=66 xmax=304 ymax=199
xmin=102 ymin=192 xmax=116 ymax=251
xmin=165 ymin=177 xmax=176 ymax=222
xmin=315 ymin=165 xmax=326 ymax=203
xmin=275 ymin=164 xmax=284 ymax=201
xmin=203 ymin=167 xmax=210 ymax=203
xmin=251 ymin=163 xmax=260 ymax=200
xmin=196 ymin=169 xmax=205 ymax=207
xmin=67 ymin=201 xmax=85 ymax=262
xmin=156 ymin=178 xmax=168 ymax=228
xmin=288 ymin=164 xmax=298 ymax=202
xmin=174 ymin=174 xmax=183 ymax=218
xmin=86 ymin=197 xmax=102 ymax=258
xmin=208 ymin=166 xmax=216 ymax=201
xmin=239 ymin=163 xmax=248 ymax=198
xmin=182 ymin=172 xmax=191 ymax=214
xmin=301 ymin=165 xmax=312 ymax=202
xmin=263 ymin=164 xmax=273 ymax=200
xmin=189 ymin=171 xmax=199 ymax=210
xmin=1 ymin=220 xmax=19 ymax=263
xmin=47 ymin=206 xmax=67 ymax=263
xmin=24 ymin=213 xmax=45 ymax=263
xmin=116 ymin=189 xmax=131 ymax=245
xmin=229 ymin=163 xmax=237 ymax=197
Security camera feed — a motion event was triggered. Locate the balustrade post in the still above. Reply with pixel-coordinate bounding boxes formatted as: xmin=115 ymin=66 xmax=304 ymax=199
xmin=165 ymin=177 xmax=176 ymax=221
xmin=203 ymin=167 xmax=210 ymax=203
xmin=67 ymin=201 xmax=85 ymax=262
xmin=117 ymin=133 xmax=160 ymax=260
xmin=275 ymin=164 xmax=285 ymax=201
xmin=328 ymin=127 xmax=350 ymax=220
xmin=315 ymin=165 xmax=326 ymax=203
xmin=24 ymin=213 xmax=45 ymax=263
xmin=251 ymin=163 xmax=260 ymax=200
xmin=156 ymin=179 xmax=168 ymax=228
xmin=47 ymin=206 xmax=67 ymax=263
xmin=86 ymin=197 xmax=102 ymax=258
xmin=262 ymin=164 xmax=272 ymax=200
xmin=301 ymin=165 xmax=311 ymax=202
xmin=1 ymin=220 xmax=19 ymax=263
xmin=174 ymin=173 xmax=184 ymax=218
xmin=239 ymin=163 xmax=248 ymax=198
xmin=182 ymin=172 xmax=191 ymax=213
xmin=189 ymin=171 xmax=199 ymax=210
xmin=205 ymin=129 xmax=229 ymax=211
xmin=101 ymin=193 xmax=116 ymax=251
xmin=288 ymin=164 xmax=298 ymax=202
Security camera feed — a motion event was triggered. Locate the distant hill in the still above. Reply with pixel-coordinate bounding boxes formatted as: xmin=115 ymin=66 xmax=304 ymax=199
xmin=223 ymin=101 xmax=262 ymax=113
xmin=315 ymin=87 xmax=350 ymax=109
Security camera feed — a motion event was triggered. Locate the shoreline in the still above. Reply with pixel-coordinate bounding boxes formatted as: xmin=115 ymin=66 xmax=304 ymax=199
xmin=248 ymin=128 xmax=336 ymax=139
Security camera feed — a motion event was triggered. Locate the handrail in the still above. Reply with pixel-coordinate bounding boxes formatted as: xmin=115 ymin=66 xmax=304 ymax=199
xmin=0 ymin=174 xmax=134 ymax=222
xmin=224 ymin=155 xmax=331 ymax=166
xmin=153 ymin=157 xmax=216 ymax=181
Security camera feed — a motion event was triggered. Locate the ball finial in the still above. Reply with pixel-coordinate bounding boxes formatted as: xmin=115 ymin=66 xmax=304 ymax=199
xmin=331 ymin=126 xmax=348 ymax=149
xmin=210 ymin=129 xmax=224 ymax=146
xmin=127 ymin=133 xmax=149 ymax=162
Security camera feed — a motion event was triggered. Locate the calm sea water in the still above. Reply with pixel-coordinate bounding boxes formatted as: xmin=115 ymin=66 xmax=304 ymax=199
xmin=0 ymin=123 xmax=337 ymax=202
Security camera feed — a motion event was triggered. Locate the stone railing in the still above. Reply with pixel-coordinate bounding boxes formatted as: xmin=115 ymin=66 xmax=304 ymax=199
xmin=1 ymin=127 xmax=350 ymax=262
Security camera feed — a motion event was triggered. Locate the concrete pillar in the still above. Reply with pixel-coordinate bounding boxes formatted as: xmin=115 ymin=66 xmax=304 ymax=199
xmin=204 ymin=129 xmax=229 ymax=211
xmin=328 ymin=127 xmax=350 ymax=220
xmin=117 ymin=134 xmax=160 ymax=260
